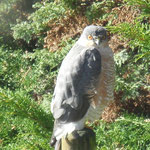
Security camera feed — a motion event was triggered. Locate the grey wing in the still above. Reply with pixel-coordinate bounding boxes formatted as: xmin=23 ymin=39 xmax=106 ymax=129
xmin=51 ymin=46 xmax=101 ymax=123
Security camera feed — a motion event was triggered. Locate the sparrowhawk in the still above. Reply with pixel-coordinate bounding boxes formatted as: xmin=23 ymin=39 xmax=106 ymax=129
xmin=50 ymin=25 xmax=115 ymax=149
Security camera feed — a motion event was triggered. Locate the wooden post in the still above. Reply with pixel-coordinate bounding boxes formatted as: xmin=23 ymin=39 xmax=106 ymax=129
xmin=61 ymin=128 xmax=96 ymax=150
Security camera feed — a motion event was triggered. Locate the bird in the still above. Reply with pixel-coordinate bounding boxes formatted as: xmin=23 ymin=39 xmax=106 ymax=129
xmin=50 ymin=25 xmax=115 ymax=149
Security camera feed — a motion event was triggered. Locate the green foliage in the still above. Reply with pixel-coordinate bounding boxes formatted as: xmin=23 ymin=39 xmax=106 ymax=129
xmin=0 ymin=89 xmax=53 ymax=129
xmin=0 ymin=37 xmax=75 ymax=149
xmin=21 ymin=39 xmax=75 ymax=98
xmin=124 ymin=0 xmax=150 ymax=14
xmin=57 ymin=0 xmax=80 ymax=9
xmin=114 ymin=49 xmax=149 ymax=100
xmin=0 ymin=47 xmax=30 ymax=90
xmin=12 ymin=1 xmax=68 ymax=45
xmin=0 ymin=89 xmax=53 ymax=150
xmin=108 ymin=21 xmax=150 ymax=55
xmin=106 ymin=1 xmax=150 ymax=100
xmin=0 ymin=37 xmax=74 ymax=95
xmin=85 ymin=1 xmax=114 ymax=22
xmin=0 ymin=0 xmax=39 ymax=47
xmin=30 ymin=2 xmax=67 ymax=32
xmin=94 ymin=114 xmax=150 ymax=150
xmin=0 ymin=0 xmax=150 ymax=149
xmin=13 ymin=21 xmax=34 ymax=44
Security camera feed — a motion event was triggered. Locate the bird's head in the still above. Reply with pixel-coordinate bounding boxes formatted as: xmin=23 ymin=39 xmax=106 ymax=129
xmin=79 ymin=25 xmax=108 ymax=47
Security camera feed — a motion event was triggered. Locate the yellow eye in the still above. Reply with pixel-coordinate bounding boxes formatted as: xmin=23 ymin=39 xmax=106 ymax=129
xmin=88 ymin=35 xmax=93 ymax=40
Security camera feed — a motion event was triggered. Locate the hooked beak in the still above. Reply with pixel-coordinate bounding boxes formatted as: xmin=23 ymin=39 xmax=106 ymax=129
xmin=93 ymin=36 xmax=101 ymax=46
xmin=93 ymin=34 xmax=106 ymax=46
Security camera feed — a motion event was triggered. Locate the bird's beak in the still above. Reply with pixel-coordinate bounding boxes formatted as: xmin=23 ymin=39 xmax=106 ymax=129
xmin=93 ymin=36 xmax=101 ymax=46
xmin=95 ymin=38 xmax=101 ymax=45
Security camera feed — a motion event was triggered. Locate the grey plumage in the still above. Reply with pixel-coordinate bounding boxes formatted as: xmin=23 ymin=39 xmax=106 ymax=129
xmin=50 ymin=25 xmax=114 ymax=149
xmin=53 ymin=46 xmax=101 ymax=122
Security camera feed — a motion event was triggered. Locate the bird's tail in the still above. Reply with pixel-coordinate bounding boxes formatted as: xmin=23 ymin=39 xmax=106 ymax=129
xmin=50 ymin=120 xmax=62 ymax=150
xmin=50 ymin=135 xmax=61 ymax=150
xmin=55 ymin=139 xmax=61 ymax=150
xmin=50 ymin=135 xmax=56 ymax=147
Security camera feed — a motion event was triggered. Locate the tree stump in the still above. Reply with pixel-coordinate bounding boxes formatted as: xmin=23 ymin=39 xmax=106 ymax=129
xmin=61 ymin=128 xmax=96 ymax=150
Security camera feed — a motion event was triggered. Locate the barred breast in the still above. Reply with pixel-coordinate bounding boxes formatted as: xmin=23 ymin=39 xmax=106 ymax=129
xmin=87 ymin=44 xmax=115 ymax=121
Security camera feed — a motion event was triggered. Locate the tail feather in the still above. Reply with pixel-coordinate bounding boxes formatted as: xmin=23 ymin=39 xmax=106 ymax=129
xmin=55 ymin=139 xmax=61 ymax=150
xmin=50 ymin=136 xmax=61 ymax=150
xmin=50 ymin=120 xmax=61 ymax=149
xmin=50 ymin=136 xmax=56 ymax=147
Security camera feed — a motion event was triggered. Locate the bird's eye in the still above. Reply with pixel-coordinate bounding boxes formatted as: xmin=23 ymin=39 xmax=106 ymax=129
xmin=88 ymin=35 xmax=93 ymax=40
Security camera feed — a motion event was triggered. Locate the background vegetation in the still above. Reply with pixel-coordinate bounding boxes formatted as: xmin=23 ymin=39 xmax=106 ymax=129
xmin=0 ymin=0 xmax=149 ymax=149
